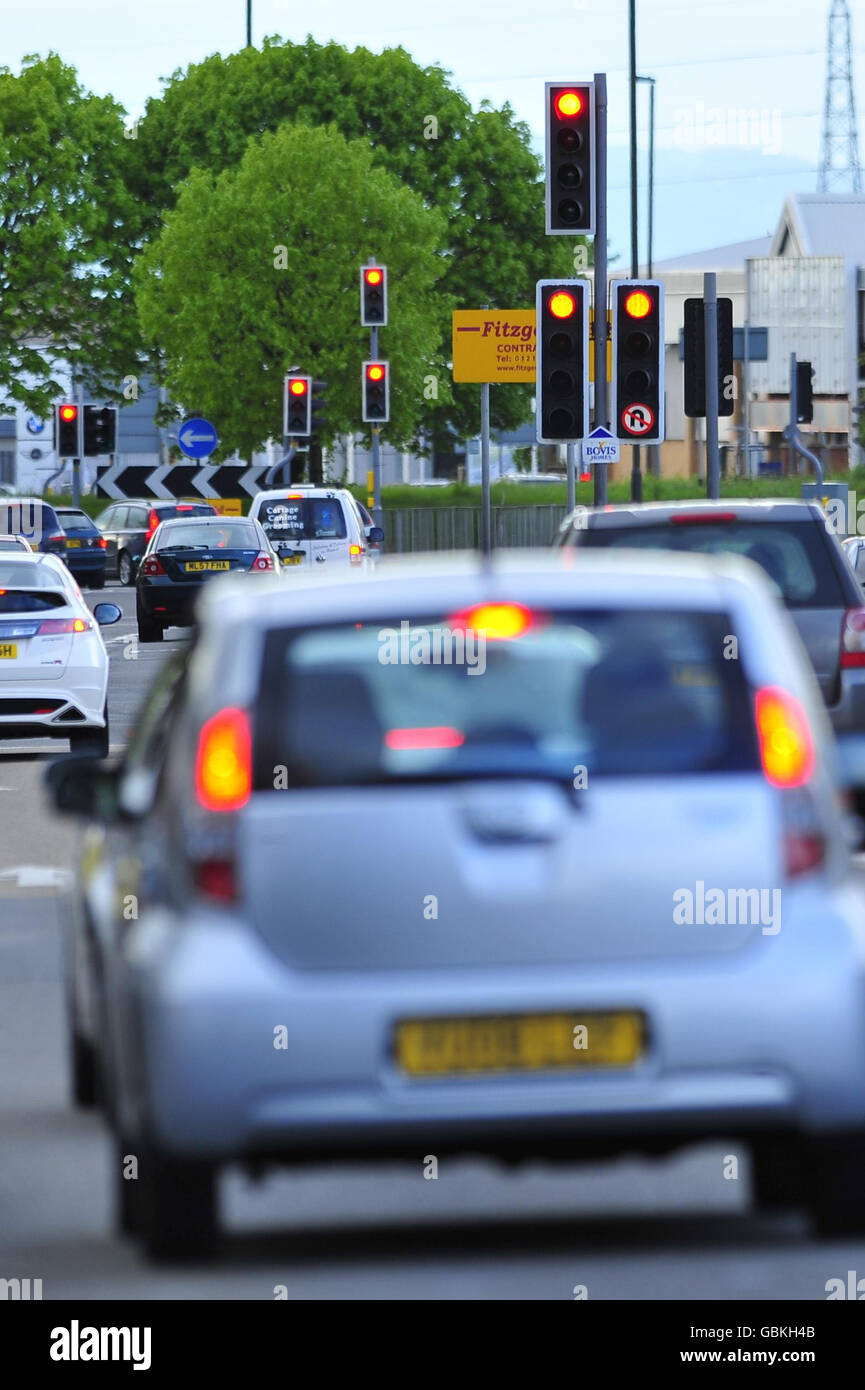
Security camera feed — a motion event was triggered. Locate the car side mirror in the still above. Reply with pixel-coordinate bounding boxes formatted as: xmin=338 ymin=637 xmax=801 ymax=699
xmin=367 ymin=526 xmax=384 ymax=544
xmin=93 ymin=602 xmax=122 ymax=626
xmin=44 ymin=756 xmax=123 ymax=821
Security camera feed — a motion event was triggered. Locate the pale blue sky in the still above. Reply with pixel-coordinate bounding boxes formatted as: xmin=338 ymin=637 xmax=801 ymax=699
xmin=5 ymin=0 xmax=861 ymax=261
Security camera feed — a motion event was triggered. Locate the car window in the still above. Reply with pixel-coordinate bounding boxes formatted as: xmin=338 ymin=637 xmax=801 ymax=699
xmin=95 ymin=506 xmax=115 ymax=528
xmin=108 ymin=505 xmax=129 ymax=528
xmin=118 ymin=654 xmax=189 ymax=816
xmin=155 ymin=504 xmax=215 ymax=522
xmin=157 ymin=522 xmax=259 ymax=549
xmin=56 ymin=510 xmax=96 ymax=532
xmin=255 ymin=607 xmax=759 ymax=787
xmin=575 ymin=521 xmax=846 ymax=609
xmin=258 ymin=497 xmax=347 ymax=542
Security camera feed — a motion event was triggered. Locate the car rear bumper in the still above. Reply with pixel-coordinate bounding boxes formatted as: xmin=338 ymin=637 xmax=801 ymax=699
xmin=112 ymin=878 xmax=865 ymax=1160
xmin=0 ymin=673 xmax=107 ymax=732
xmin=137 ymin=581 xmax=203 ymax=622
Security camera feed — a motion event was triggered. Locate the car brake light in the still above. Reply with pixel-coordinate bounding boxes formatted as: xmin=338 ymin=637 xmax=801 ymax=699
xmin=669 ymin=512 xmax=737 ymax=524
xmin=841 ymin=607 xmax=865 ymax=668
xmin=449 ymin=602 xmax=536 ymax=641
xmin=349 ymin=543 xmax=363 ymax=563
xmin=46 ymin=532 xmax=66 ymax=545
xmin=37 ymin=617 xmax=91 ymax=634
xmin=252 ymin=552 xmax=274 ymax=571
xmin=755 ymin=686 xmax=815 ymax=788
xmin=141 ymin=556 xmax=165 ymax=576
xmin=385 ymin=726 xmax=465 ymax=750
xmin=97 ymin=536 xmax=108 ymax=549
xmin=192 ymin=857 xmax=238 ymax=903
xmin=147 ymin=509 xmax=161 ymax=535
xmin=195 ymin=708 xmax=252 ymax=811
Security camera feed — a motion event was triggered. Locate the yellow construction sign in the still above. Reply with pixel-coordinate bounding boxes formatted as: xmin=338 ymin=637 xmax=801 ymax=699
xmin=452 ymin=309 xmax=611 ymax=383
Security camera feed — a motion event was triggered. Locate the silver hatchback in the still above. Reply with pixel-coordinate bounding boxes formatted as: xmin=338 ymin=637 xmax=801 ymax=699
xmin=50 ymin=551 xmax=865 ymax=1259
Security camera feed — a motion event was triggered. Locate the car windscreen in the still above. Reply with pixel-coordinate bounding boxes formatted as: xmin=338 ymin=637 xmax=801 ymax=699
xmin=56 ymin=511 xmax=97 ymax=533
xmin=0 ymin=562 xmax=64 ymax=588
xmin=573 ymin=520 xmax=845 ymax=608
xmin=157 ymin=523 xmax=259 ymax=549
xmin=254 ymin=607 xmax=759 ymax=787
xmin=258 ymin=498 xmax=347 ymax=542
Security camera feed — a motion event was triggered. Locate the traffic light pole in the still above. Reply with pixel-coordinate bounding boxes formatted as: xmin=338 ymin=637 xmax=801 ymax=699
xmin=787 ymin=352 xmax=823 ymax=484
xmin=628 ymin=3 xmax=642 ymax=503
xmin=704 ymin=272 xmax=720 ymax=499
xmin=371 ymin=323 xmax=382 ymax=528
xmin=593 ymin=72 xmax=609 ymax=508
xmin=72 ymin=381 xmax=84 ymax=508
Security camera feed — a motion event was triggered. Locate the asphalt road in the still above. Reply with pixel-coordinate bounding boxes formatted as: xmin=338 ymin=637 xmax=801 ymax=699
xmin=1 ymin=583 xmax=864 ymax=1300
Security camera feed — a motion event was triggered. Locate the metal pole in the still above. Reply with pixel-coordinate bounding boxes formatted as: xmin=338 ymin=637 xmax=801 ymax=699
xmin=72 ymin=380 xmax=84 ymax=507
xmin=371 ymin=322 xmax=382 ymax=528
xmin=704 ymin=271 xmax=720 ymax=498
xmin=628 ymin=1 xmax=642 ymax=501
xmin=743 ymin=319 xmax=751 ymax=476
xmin=246 ymin=0 xmax=252 ymax=46
xmin=593 ymin=72 xmax=609 ymax=508
xmin=566 ymin=441 xmax=576 ymax=513
xmin=480 ymin=382 xmax=491 ymax=554
xmin=642 ymin=76 xmax=660 ymax=479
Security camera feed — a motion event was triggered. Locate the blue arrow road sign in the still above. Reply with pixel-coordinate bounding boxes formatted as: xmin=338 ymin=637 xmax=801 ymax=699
xmin=178 ymin=417 xmax=219 ymax=459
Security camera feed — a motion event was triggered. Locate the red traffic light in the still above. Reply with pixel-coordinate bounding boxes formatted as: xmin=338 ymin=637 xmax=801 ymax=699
xmin=548 ymin=291 xmax=577 ymax=319
xmin=624 ymin=290 xmax=652 ymax=319
xmin=366 ymin=363 xmax=386 ymax=381
xmin=554 ymin=90 xmax=583 ymax=120
xmin=288 ymin=378 xmax=308 ymax=396
xmin=364 ymin=268 xmax=383 ymax=286
xmin=59 ymin=404 xmax=78 ymax=421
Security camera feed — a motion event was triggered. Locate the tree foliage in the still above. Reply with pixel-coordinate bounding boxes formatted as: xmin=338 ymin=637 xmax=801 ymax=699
xmin=134 ymin=124 xmax=447 ymax=456
xmin=0 ymin=54 xmax=142 ymax=415
xmin=129 ymin=37 xmax=577 ymax=441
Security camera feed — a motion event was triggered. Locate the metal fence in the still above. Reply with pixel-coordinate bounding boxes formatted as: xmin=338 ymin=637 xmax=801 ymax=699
xmin=384 ymin=504 xmax=569 ymax=553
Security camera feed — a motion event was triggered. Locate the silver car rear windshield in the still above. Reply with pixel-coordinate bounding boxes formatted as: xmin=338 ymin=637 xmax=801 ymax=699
xmin=255 ymin=608 xmax=759 ymax=786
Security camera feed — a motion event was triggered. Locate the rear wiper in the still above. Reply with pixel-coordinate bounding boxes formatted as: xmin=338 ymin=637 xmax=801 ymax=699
xmin=159 ymin=543 xmax=210 ymax=551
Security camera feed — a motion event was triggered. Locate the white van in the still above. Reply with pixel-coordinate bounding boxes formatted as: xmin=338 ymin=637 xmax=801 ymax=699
xmin=248 ymin=486 xmax=383 ymax=573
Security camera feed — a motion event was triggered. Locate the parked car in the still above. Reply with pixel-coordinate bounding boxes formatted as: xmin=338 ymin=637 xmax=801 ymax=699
xmin=558 ymin=498 xmax=865 ymax=811
xmin=0 ymin=552 xmax=120 ymax=754
xmin=135 ymin=514 xmax=279 ymax=642
xmin=248 ymin=485 xmax=383 ymax=572
xmin=95 ymin=499 xmax=217 ymax=585
xmin=54 ymin=507 xmax=108 ymax=589
xmin=48 ymin=549 xmax=865 ymax=1258
xmin=0 ymin=498 xmax=66 ymax=560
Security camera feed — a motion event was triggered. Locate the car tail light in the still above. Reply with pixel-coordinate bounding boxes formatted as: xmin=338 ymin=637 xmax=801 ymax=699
xmin=755 ymin=686 xmax=815 ymax=788
xmin=669 ymin=512 xmax=737 ymax=525
xmin=192 ymin=857 xmax=238 ymax=903
xmin=37 ymin=617 xmax=91 ymax=634
xmin=141 ymin=555 xmax=165 ymax=576
xmin=252 ymin=552 xmax=274 ymax=571
xmin=97 ymin=536 xmax=108 ymax=550
xmin=46 ymin=532 xmax=66 ymax=545
xmin=147 ymin=509 xmax=161 ymax=536
xmin=841 ymin=607 xmax=865 ymax=668
xmin=349 ymin=543 xmax=363 ymax=564
xmin=195 ymin=707 xmax=252 ymax=812
xmin=385 ymin=726 xmax=465 ymax=750
xmin=780 ymin=787 xmax=827 ymax=878
xmin=449 ymin=602 xmax=536 ymax=641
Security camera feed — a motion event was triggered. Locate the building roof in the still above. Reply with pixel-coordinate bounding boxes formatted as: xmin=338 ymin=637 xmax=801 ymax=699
xmin=651 ymin=237 xmax=773 ymax=271
xmin=771 ymin=193 xmax=865 ymax=260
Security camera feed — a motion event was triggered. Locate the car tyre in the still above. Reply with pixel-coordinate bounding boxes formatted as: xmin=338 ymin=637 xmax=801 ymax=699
xmin=134 ymin=1140 xmax=218 ymax=1260
xmin=137 ymin=612 xmax=163 ymax=644
xmin=118 ymin=551 xmax=134 ymax=586
xmin=806 ymin=1133 xmax=865 ymax=1237
xmin=69 ymin=1019 xmax=98 ymax=1109
xmin=90 ymin=576 xmax=106 ymax=590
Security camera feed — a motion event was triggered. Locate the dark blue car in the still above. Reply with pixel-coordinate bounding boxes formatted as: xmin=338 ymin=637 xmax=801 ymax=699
xmin=54 ymin=507 xmax=108 ymax=588
xmin=0 ymin=498 xmax=66 ymax=560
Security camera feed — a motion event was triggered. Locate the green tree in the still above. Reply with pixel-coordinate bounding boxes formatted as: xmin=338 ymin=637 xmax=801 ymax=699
xmin=134 ymin=123 xmax=447 ymax=458
xmin=128 ymin=37 xmax=578 ymax=444
xmin=0 ymin=54 xmax=143 ymax=415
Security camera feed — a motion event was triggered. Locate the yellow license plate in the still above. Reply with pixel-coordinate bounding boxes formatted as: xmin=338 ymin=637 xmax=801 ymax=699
xmin=281 ymin=553 xmax=304 ymax=565
xmin=184 ymin=561 xmax=230 ymax=572
xmin=395 ymin=1010 xmax=646 ymax=1077
xmin=0 ymin=643 xmax=17 ymax=659
xmin=66 ymin=539 xmax=81 ymax=548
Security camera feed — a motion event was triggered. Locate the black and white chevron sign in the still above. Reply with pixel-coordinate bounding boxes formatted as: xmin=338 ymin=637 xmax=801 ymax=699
xmin=94 ymin=462 xmax=270 ymax=501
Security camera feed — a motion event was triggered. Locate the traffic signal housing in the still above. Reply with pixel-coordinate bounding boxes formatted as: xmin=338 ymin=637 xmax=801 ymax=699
xmin=82 ymin=404 xmax=117 ymax=456
xmin=535 ymin=279 xmax=590 ymax=443
xmin=284 ymin=374 xmax=312 ymax=436
xmin=310 ymin=379 xmax=328 ymax=438
xmin=612 ymin=281 xmax=665 ymax=442
xmin=55 ymin=403 xmax=80 ymax=457
xmin=360 ymin=265 xmax=388 ymax=326
xmin=796 ymin=360 xmax=814 ymax=424
xmin=683 ymin=297 xmax=734 ymax=418
xmin=362 ymin=361 xmax=390 ymax=424
xmin=545 ymin=82 xmax=595 ymax=235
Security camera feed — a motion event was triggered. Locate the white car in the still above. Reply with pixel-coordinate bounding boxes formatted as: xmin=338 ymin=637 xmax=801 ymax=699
xmin=0 ymin=535 xmax=34 ymax=553
xmin=0 ymin=552 xmax=121 ymax=755
xmin=249 ymin=485 xmax=383 ymax=572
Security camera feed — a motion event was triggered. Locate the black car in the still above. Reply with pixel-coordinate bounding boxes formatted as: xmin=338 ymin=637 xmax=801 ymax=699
xmin=136 ymin=515 xmax=279 ymax=641
xmin=0 ymin=498 xmax=66 ymax=560
xmin=95 ymin=499 xmax=217 ymax=586
xmin=54 ymin=507 xmax=108 ymax=588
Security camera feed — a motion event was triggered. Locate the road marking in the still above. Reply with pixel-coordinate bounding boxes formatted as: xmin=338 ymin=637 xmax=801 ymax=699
xmin=0 ymin=864 xmax=72 ymax=890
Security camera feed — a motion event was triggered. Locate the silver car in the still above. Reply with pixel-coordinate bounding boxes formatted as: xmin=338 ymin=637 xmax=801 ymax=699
xmin=49 ymin=551 xmax=865 ymax=1259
